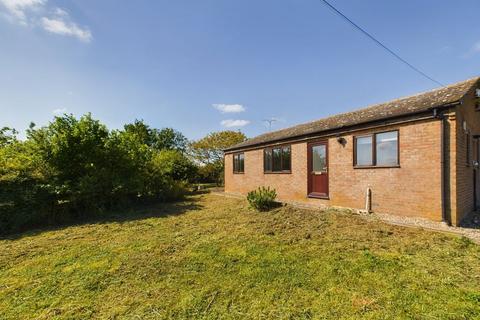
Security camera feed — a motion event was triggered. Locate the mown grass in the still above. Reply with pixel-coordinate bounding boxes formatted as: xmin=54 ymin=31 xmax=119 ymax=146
xmin=1 ymin=193 xmax=480 ymax=319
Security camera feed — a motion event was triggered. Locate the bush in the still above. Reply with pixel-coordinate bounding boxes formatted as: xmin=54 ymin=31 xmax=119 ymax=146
xmin=0 ymin=114 xmax=195 ymax=235
xmin=150 ymin=149 xmax=197 ymax=182
xmin=196 ymin=161 xmax=224 ymax=185
xmin=144 ymin=152 xmax=192 ymax=202
xmin=247 ymin=186 xmax=277 ymax=211
xmin=162 ymin=180 xmax=190 ymax=201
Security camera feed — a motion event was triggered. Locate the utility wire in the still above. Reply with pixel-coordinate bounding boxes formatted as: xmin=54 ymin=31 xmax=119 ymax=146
xmin=319 ymin=0 xmax=444 ymax=87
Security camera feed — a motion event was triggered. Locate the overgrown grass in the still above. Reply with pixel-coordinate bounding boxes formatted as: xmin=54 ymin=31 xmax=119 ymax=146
xmin=1 ymin=194 xmax=480 ymax=319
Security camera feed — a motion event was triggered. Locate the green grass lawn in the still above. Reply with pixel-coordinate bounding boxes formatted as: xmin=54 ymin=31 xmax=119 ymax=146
xmin=1 ymin=193 xmax=480 ymax=319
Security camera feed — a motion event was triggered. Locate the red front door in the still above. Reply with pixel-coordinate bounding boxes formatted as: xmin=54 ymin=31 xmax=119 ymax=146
xmin=308 ymin=141 xmax=329 ymax=198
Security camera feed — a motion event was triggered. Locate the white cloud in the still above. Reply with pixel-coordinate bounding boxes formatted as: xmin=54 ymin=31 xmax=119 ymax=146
xmin=0 ymin=0 xmax=91 ymax=42
xmin=53 ymin=7 xmax=67 ymax=17
xmin=0 ymin=0 xmax=44 ymax=25
xmin=52 ymin=107 xmax=67 ymax=115
xmin=41 ymin=16 xmax=91 ymax=42
xmin=213 ymin=104 xmax=245 ymax=113
xmin=220 ymin=119 xmax=250 ymax=128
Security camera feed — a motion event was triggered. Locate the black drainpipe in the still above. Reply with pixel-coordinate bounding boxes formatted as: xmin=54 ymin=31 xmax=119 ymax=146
xmin=434 ymin=108 xmax=449 ymax=225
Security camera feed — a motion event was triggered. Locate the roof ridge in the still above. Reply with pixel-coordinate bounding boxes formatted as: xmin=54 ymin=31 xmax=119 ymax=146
xmin=328 ymin=76 xmax=479 ymax=117
xmin=247 ymin=77 xmax=479 ymax=141
xmin=227 ymin=76 xmax=480 ymax=151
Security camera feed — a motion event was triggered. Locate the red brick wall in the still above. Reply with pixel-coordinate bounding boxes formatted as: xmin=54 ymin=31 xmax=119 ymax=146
xmin=225 ymin=119 xmax=443 ymax=221
xmin=452 ymin=88 xmax=480 ymax=225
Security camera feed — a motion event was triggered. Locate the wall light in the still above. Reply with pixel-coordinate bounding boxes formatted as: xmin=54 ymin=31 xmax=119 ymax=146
xmin=337 ymin=137 xmax=347 ymax=146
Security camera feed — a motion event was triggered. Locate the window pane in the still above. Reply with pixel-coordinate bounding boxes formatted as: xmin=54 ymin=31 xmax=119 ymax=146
xmin=312 ymin=145 xmax=326 ymax=172
xmin=376 ymin=131 xmax=398 ymax=166
xmin=239 ymin=153 xmax=245 ymax=172
xmin=272 ymin=148 xmax=282 ymax=171
xmin=264 ymin=149 xmax=272 ymax=171
xmin=282 ymin=146 xmax=291 ymax=171
xmin=233 ymin=154 xmax=239 ymax=172
xmin=356 ymin=136 xmax=373 ymax=166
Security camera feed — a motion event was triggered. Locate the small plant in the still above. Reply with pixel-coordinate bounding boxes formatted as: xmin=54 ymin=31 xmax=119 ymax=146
xmin=247 ymin=186 xmax=277 ymax=211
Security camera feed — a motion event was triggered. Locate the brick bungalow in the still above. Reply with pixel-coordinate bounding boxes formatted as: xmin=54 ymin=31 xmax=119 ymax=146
xmin=224 ymin=77 xmax=480 ymax=226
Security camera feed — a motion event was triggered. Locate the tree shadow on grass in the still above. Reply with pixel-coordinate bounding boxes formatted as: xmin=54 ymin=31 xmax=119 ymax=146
xmin=0 ymin=194 xmax=205 ymax=241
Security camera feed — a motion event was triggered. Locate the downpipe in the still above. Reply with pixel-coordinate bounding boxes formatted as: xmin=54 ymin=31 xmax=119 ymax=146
xmin=434 ymin=108 xmax=449 ymax=225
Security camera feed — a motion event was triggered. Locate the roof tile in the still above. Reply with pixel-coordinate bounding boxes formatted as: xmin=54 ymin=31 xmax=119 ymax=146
xmin=226 ymin=77 xmax=479 ymax=151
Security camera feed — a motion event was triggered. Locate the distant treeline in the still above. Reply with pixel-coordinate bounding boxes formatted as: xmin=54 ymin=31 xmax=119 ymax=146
xmin=0 ymin=114 xmax=245 ymax=234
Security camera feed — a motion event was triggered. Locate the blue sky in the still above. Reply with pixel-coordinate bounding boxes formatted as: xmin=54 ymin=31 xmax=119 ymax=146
xmin=1 ymin=0 xmax=480 ymax=140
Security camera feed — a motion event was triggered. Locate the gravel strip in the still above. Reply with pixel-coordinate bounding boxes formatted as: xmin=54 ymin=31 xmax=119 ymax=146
xmin=372 ymin=211 xmax=480 ymax=244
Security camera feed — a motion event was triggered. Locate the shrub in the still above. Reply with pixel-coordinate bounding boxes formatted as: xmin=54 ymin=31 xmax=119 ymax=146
xmin=150 ymin=149 xmax=197 ymax=182
xmin=0 ymin=114 xmax=195 ymax=235
xmin=196 ymin=161 xmax=224 ymax=185
xmin=247 ymin=186 xmax=277 ymax=211
xmin=144 ymin=150 xmax=194 ymax=201
xmin=162 ymin=180 xmax=190 ymax=201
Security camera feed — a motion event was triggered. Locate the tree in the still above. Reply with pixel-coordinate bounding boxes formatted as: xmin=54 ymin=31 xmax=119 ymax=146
xmin=123 ymin=120 xmax=188 ymax=152
xmin=123 ymin=120 xmax=154 ymax=147
xmin=28 ymin=114 xmax=110 ymax=182
xmin=154 ymin=128 xmax=188 ymax=152
xmin=26 ymin=114 xmax=114 ymax=211
xmin=150 ymin=149 xmax=197 ymax=182
xmin=0 ymin=127 xmax=18 ymax=147
xmin=190 ymin=131 xmax=246 ymax=184
xmin=190 ymin=131 xmax=246 ymax=165
xmin=0 ymin=113 xmax=198 ymax=234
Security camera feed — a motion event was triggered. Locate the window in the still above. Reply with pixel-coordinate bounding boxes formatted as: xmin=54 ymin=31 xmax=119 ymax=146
xmin=272 ymin=148 xmax=282 ymax=171
xmin=282 ymin=146 xmax=291 ymax=171
xmin=312 ymin=145 xmax=326 ymax=172
xmin=355 ymin=136 xmax=373 ymax=166
xmin=354 ymin=130 xmax=399 ymax=167
xmin=233 ymin=153 xmax=244 ymax=173
xmin=264 ymin=145 xmax=291 ymax=173
xmin=376 ymin=131 xmax=398 ymax=166
xmin=264 ymin=148 xmax=272 ymax=172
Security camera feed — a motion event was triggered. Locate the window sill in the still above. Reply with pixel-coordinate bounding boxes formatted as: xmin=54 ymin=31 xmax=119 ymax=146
xmin=308 ymin=193 xmax=329 ymax=199
xmin=233 ymin=172 xmax=245 ymax=174
xmin=264 ymin=171 xmax=291 ymax=174
xmin=354 ymin=165 xmax=400 ymax=169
